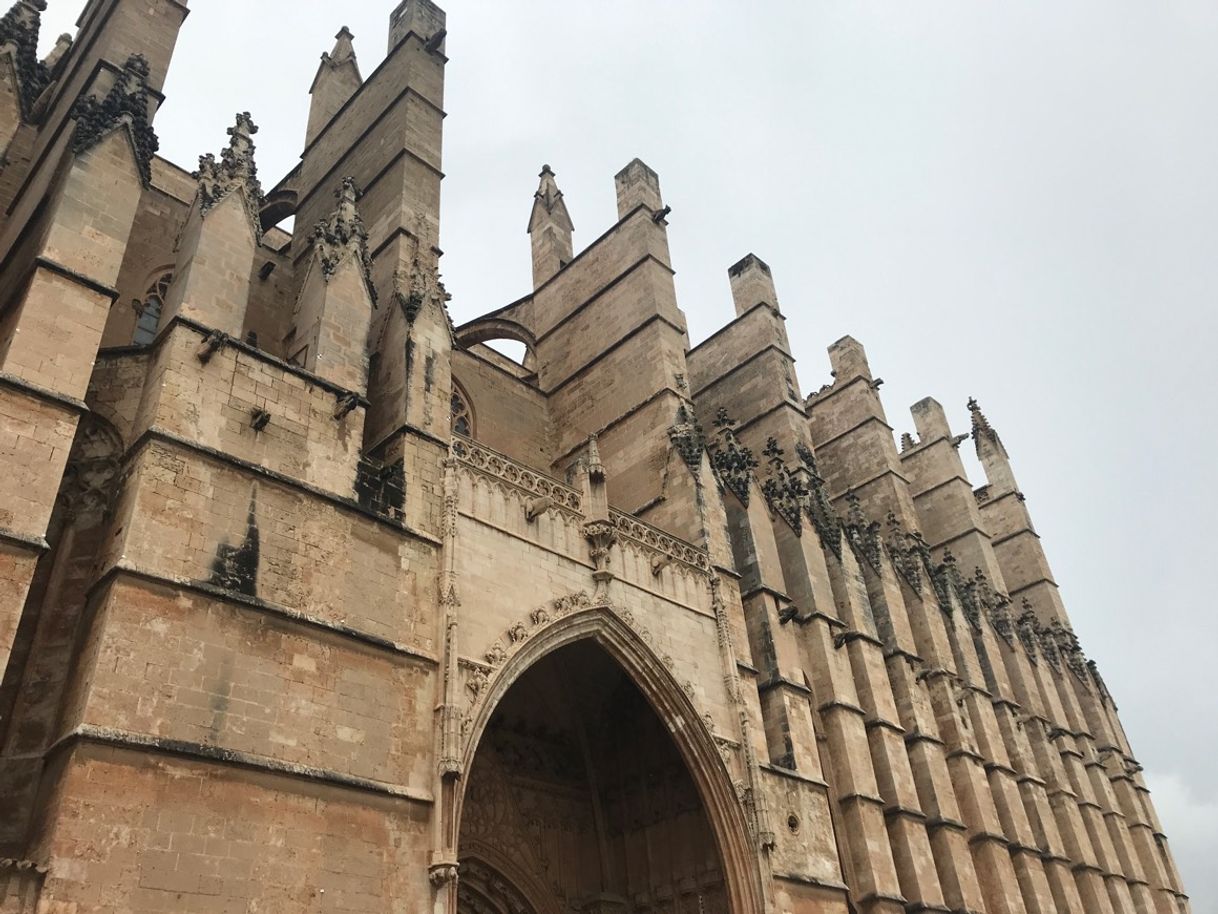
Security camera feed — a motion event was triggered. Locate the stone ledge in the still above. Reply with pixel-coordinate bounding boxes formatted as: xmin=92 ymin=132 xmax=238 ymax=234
xmin=90 ymin=564 xmax=437 ymax=665
xmin=50 ymin=724 xmax=434 ymax=804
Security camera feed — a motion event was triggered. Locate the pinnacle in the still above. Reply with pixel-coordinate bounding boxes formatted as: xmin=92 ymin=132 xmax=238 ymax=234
xmin=968 ymin=397 xmax=993 ymax=435
xmin=535 ymin=164 xmax=561 ymax=203
xmin=230 ymin=111 xmax=257 ymax=140
xmin=331 ymin=25 xmax=356 ymax=62
xmin=528 ymin=163 xmax=573 ymax=233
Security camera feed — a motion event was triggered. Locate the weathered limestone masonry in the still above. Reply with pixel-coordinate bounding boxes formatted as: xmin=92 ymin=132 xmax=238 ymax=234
xmin=0 ymin=2 xmax=1190 ymax=913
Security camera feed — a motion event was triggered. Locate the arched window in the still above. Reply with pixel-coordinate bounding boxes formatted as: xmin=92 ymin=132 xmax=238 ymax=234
xmin=451 ymin=387 xmax=473 ymax=438
xmin=132 ymin=271 xmax=173 ymax=345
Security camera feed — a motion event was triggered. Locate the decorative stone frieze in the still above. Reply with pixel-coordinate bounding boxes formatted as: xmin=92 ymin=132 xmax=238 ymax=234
xmin=451 ymin=438 xmax=582 ymax=512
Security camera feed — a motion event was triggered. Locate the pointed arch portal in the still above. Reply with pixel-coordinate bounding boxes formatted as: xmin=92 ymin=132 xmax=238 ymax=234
xmin=455 ymin=609 xmax=764 ymax=914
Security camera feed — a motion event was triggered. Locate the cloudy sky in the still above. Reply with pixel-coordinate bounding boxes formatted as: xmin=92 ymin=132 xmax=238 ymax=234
xmin=41 ymin=1 xmax=1217 ymax=907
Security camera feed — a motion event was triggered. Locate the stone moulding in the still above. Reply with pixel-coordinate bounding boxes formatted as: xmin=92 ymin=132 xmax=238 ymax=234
xmin=610 ymin=510 xmax=711 ymax=574
xmin=458 ymin=590 xmax=595 ymax=736
xmin=451 ymin=436 xmax=582 ymax=512
xmin=450 ymin=435 xmax=712 ymax=574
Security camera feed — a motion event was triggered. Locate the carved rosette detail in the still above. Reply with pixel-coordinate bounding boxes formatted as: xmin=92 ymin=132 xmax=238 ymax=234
xmin=71 ymin=54 xmax=159 ymax=184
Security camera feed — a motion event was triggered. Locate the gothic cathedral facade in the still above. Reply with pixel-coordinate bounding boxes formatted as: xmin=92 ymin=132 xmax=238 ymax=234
xmin=0 ymin=2 xmax=1192 ymax=913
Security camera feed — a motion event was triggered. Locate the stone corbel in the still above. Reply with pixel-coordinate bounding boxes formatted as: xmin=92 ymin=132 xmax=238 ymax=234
xmin=428 ymin=855 xmax=459 ymax=888
xmin=583 ymin=519 xmax=617 ymax=602
xmin=525 ymin=495 xmax=552 ymax=522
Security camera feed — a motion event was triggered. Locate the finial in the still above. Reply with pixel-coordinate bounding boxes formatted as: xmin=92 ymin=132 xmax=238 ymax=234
xmin=196 ymin=112 xmax=263 ymax=225
xmin=312 ymin=177 xmax=372 ymax=290
xmin=529 ymin=163 xmax=573 ymax=233
xmin=967 ymin=397 xmax=993 ymax=434
xmin=330 ymin=26 xmax=356 ymax=62
xmin=229 ymin=111 xmax=258 ymax=142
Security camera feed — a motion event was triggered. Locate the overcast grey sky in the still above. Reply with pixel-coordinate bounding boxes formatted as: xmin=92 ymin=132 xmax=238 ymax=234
xmin=41 ymin=1 xmax=1217 ymax=908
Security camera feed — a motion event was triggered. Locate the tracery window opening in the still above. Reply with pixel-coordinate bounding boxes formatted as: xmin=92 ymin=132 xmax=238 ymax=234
xmin=452 ymin=387 xmax=472 ymax=438
xmin=132 ymin=271 xmax=173 ymax=346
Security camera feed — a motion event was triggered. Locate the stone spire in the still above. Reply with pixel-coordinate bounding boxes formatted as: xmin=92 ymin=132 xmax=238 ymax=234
xmin=306 ymin=26 xmax=363 ymax=147
xmin=527 ymin=164 xmax=574 ymax=287
xmin=968 ymin=397 xmax=1018 ymax=494
xmin=70 ymin=54 xmax=159 ymax=184
xmin=196 ymin=112 xmax=262 ymax=229
xmin=0 ymin=0 xmax=49 ymax=116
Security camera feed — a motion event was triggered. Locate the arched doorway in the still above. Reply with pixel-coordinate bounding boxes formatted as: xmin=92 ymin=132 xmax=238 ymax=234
xmin=458 ymin=640 xmax=733 ymax=914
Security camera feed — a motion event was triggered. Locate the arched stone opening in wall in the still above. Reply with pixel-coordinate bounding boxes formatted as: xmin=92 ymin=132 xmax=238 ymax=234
xmin=454 ymin=607 xmax=765 ymax=914
xmin=454 ymin=317 xmax=540 ymax=376
xmin=451 ymin=376 xmax=474 ymax=439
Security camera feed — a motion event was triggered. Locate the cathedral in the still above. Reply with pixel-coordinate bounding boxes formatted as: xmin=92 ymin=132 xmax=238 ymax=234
xmin=0 ymin=2 xmax=1193 ymax=913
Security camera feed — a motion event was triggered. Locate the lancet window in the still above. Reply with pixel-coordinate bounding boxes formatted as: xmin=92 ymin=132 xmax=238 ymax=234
xmin=132 ymin=271 xmax=173 ymax=345
xmin=451 ymin=387 xmax=473 ymax=438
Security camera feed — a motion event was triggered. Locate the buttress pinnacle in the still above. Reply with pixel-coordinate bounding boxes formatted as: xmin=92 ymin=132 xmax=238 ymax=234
xmin=528 ymin=164 xmax=574 ymax=233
